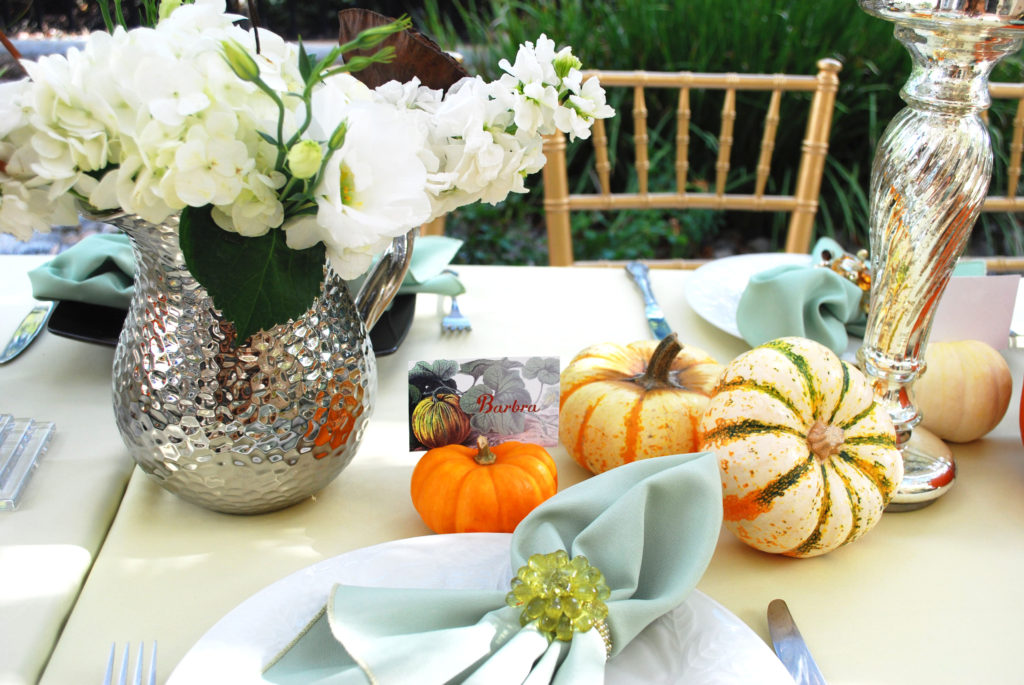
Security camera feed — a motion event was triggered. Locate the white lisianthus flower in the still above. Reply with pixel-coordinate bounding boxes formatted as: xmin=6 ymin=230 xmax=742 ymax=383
xmin=284 ymin=100 xmax=431 ymax=278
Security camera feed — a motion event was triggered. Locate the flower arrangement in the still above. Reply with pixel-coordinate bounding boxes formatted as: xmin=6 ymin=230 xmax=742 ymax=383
xmin=0 ymin=0 xmax=613 ymax=342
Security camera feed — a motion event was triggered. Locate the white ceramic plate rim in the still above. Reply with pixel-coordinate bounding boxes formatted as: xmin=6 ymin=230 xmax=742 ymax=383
xmin=170 ymin=533 xmax=793 ymax=685
xmin=686 ymin=253 xmax=813 ymax=339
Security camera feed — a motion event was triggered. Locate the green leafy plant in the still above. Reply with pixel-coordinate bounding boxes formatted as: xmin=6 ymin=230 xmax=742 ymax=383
xmin=420 ymin=0 xmax=1024 ymax=262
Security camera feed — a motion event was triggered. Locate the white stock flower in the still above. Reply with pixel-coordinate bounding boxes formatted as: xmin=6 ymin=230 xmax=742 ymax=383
xmin=556 ymin=76 xmax=616 ymax=141
xmin=374 ymin=77 xmax=444 ymax=113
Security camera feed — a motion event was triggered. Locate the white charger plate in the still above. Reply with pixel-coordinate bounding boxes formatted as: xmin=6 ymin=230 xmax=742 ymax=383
xmin=685 ymin=253 xmax=813 ymax=339
xmin=170 ymin=534 xmax=794 ymax=685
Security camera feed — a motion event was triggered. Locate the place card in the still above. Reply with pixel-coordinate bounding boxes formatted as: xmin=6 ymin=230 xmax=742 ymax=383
xmin=408 ymin=356 xmax=560 ymax=451
xmin=930 ymin=274 xmax=1021 ymax=349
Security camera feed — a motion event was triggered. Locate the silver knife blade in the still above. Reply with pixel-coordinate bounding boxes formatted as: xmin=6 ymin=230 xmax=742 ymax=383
xmin=0 ymin=302 xmax=53 ymax=364
xmin=625 ymin=261 xmax=672 ymax=339
xmin=767 ymin=599 xmax=827 ymax=685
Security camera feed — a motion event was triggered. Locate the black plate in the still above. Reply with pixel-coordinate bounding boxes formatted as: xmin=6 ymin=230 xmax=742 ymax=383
xmin=46 ymin=293 xmax=417 ymax=357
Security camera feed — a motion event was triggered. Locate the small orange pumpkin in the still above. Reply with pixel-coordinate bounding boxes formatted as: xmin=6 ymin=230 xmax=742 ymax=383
xmin=410 ymin=436 xmax=558 ymax=533
xmin=559 ymin=333 xmax=723 ymax=474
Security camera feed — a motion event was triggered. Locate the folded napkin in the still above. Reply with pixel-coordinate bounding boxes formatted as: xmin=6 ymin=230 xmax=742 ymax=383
xmin=264 ymin=451 xmax=722 ymax=684
xmin=27 ymin=233 xmax=135 ymax=309
xmin=736 ymin=237 xmax=866 ymax=355
xmin=27 ymin=233 xmax=465 ymax=310
xmin=348 ymin=235 xmax=466 ymax=299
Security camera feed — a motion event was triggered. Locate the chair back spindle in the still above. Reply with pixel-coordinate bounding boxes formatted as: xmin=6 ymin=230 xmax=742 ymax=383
xmin=542 ymin=58 xmax=843 ymax=267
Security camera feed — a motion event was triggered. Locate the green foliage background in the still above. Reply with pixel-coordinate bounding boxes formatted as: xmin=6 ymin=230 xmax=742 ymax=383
xmin=14 ymin=1 xmax=1020 ymax=264
xmin=414 ymin=0 xmax=1024 ymax=265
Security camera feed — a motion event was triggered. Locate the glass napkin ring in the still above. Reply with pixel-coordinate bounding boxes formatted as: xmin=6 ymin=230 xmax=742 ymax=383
xmin=818 ymin=247 xmax=871 ymax=313
xmin=505 ymin=550 xmax=612 ymax=657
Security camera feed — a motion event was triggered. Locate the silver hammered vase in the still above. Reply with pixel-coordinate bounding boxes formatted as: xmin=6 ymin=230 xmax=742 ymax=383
xmin=106 ymin=211 xmax=412 ymax=514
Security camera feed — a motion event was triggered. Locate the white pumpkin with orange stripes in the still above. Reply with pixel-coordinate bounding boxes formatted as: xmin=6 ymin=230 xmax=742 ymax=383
xmin=699 ymin=337 xmax=903 ymax=558
xmin=559 ymin=333 xmax=723 ymax=474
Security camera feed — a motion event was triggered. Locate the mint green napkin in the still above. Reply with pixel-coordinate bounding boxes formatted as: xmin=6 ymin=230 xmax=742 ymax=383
xmin=27 ymin=234 xmax=465 ymax=310
xmin=264 ymin=451 xmax=723 ymax=684
xmin=346 ymin=235 xmax=465 ymax=300
xmin=28 ymin=233 xmax=135 ymax=309
xmin=736 ymin=237 xmax=866 ymax=355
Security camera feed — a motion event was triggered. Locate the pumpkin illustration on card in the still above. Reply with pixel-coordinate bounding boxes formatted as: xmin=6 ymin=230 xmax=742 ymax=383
xmin=408 ymin=356 xmax=561 ymax=451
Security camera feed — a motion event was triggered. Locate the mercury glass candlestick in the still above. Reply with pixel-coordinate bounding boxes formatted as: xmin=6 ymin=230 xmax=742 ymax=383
xmin=857 ymin=1 xmax=1024 ymax=510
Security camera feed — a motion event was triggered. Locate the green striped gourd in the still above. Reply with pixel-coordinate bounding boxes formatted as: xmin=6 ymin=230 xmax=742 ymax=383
xmin=699 ymin=337 xmax=902 ymax=558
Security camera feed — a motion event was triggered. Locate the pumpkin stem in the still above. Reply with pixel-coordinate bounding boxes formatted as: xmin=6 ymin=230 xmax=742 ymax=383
xmin=637 ymin=332 xmax=683 ymax=389
xmin=475 ymin=435 xmax=497 ymax=465
xmin=807 ymin=420 xmax=845 ymax=459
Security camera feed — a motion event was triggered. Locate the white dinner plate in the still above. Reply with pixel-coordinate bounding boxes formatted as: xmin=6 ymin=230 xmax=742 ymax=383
xmin=170 ymin=534 xmax=794 ymax=685
xmin=686 ymin=253 xmax=813 ymax=339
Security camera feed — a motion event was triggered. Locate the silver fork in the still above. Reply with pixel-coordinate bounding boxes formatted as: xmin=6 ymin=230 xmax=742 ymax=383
xmin=441 ymin=295 xmax=472 ymax=333
xmin=103 ymin=642 xmax=157 ymax=685
xmin=440 ymin=269 xmax=471 ymax=334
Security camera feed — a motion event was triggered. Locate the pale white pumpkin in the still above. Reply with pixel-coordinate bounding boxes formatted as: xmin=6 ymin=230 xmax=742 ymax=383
xmin=913 ymin=340 xmax=1012 ymax=443
xmin=699 ymin=337 xmax=903 ymax=558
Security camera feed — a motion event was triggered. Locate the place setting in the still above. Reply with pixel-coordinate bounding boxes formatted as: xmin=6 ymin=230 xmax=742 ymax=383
xmin=2 ymin=1 xmax=1024 ymax=684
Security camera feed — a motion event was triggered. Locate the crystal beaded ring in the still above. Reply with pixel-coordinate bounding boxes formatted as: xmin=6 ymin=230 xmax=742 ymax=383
xmin=505 ymin=550 xmax=612 ymax=656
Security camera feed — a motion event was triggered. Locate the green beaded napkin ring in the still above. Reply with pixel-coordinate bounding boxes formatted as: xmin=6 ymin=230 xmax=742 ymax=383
xmin=505 ymin=550 xmax=613 ymax=657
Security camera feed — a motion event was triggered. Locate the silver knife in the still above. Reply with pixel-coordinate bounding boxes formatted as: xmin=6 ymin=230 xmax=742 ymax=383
xmin=0 ymin=302 xmax=53 ymax=364
xmin=625 ymin=261 xmax=672 ymax=339
xmin=767 ymin=599 xmax=827 ymax=685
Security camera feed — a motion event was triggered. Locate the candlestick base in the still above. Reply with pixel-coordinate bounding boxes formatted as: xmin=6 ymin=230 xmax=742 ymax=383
xmin=886 ymin=427 xmax=955 ymax=512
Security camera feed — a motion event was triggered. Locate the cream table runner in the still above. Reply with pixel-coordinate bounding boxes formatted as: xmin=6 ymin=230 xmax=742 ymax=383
xmin=31 ymin=264 xmax=1024 ymax=685
xmin=0 ymin=255 xmax=135 ymax=685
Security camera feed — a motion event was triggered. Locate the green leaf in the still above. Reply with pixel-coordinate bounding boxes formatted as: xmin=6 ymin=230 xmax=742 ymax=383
xmin=178 ymin=205 xmax=326 ymax=345
xmin=481 ymin=362 xmax=527 ymax=395
xmin=459 ymin=358 xmax=498 ymax=381
xmin=523 ymin=356 xmax=560 ymax=386
xmin=297 ymin=40 xmax=314 ymax=83
xmin=257 ymin=130 xmax=279 ymax=146
xmin=461 ymin=385 xmax=529 ymax=435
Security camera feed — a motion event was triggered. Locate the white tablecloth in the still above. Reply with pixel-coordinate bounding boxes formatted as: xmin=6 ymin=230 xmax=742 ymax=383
xmin=0 ymin=256 xmax=135 ymax=685
xmin=6 ymin=261 xmax=1021 ymax=685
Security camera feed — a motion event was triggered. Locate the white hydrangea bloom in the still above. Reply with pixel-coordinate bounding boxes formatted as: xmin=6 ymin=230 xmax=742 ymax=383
xmin=0 ymin=79 xmax=78 ymax=238
xmin=0 ymin=0 xmax=613 ymax=283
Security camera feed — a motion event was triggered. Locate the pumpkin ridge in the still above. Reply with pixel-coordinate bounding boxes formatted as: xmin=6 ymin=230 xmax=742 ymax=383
xmin=827 ymin=363 xmax=852 ymax=426
xmin=763 ymin=339 xmax=819 ymax=411
xmin=716 ymin=378 xmax=802 ymax=419
xmin=792 ymin=462 xmax=831 ymax=556
xmin=833 ymin=462 xmax=866 ymax=547
xmin=724 ymin=456 xmax=815 ymax=522
xmin=458 ymin=467 xmax=499 ymax=533
xmin=843 ymin=433 xmax=898 ymax=449
xmin=838 ymin=449 xmax=897 ymax=500
xmin=837 ymin=403 xmax=876 ymax=432
xmin=702 ymin=418 xmax=804 ymax=444
xmin=621 ymin=397 xmax=645 ymax=464
xmin=575 ymin=394 xmax=603 ymax=462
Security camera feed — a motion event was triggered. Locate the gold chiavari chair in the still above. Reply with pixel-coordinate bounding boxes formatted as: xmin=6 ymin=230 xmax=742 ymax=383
xmin=980 ymin=82 xmax=1024 ymax=273
xmin=542 ymin=58 xmax=843 ymax=267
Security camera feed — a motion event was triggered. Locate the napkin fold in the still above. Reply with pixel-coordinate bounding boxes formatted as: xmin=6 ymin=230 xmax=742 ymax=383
xmin=27 ymin=233 xmax=465 ymax=309
xmin=27 ymin=233 xmax=135 ymax=309
xmin=264 ymin=451 xmax=723 ymax=685
xmin=736 ymin=237 xmax=866 ymax=355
